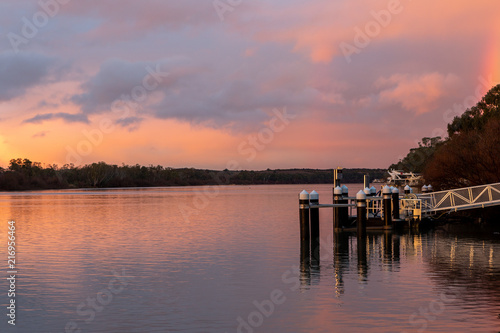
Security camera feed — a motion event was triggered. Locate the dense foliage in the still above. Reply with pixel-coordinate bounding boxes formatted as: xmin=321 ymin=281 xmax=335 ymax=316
xmin=0 ymin=159 xmax=386 ymax=191
xmin=394 ymin=84 xmax=500 ymax=190
xmin=425 ymin=118 xmax=500 ymax=189
xmin=388 ymin=136 xmax=445 ymax=173
xmin=447 ymin=84 xmax=500 ymax=136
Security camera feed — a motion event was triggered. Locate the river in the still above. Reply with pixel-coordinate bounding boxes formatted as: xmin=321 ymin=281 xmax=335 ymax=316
xmin=0 ymin=184 xmax=499 ymax=332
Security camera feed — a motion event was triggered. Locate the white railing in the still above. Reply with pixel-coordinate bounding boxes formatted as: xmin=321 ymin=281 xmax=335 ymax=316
xmin=400 ymin=198 xmax=422 ymax=220
xmin=421 ymin=182 xmax=500 ymax=213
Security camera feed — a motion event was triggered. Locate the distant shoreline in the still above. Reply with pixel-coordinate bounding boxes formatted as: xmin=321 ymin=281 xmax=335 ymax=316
xmin=0 ymin=162 xmax=387 ymax=191
xmin=0 ymin=182 xmax=371 ymax=193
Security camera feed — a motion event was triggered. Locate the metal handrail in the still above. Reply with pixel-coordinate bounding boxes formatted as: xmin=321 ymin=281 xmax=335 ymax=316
xmin=421 ymin=182 xmax=500 ymax=213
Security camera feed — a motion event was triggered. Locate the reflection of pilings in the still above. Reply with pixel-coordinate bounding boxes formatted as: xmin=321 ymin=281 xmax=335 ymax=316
xmin=300 ymin=235 xmax=311 ymax=286
xmin=310 ymin=236 xmax=320 ymax=286
xmin=357 ymin=235 xmax=368 ymax=280
xmin=392 ymin=234 xmax=400 ymax=263
xmin=310 ymin=236 xmax=320 ymax=270
xmin=383 ymin=231 xmax=393 ymax=263
xmin=333 ymin=232 xmax=350 ymax=295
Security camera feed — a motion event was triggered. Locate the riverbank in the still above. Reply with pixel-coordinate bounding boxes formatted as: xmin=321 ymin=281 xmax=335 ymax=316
xmin=0 ymin=161 xmax=386 ymax=191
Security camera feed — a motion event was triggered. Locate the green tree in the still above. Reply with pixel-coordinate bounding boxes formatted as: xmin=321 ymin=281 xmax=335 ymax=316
xmin=447 ymin=84 xmax=500 ymax=136
xmin=425 ymin=84 xmax=500 ymax=189
xmin=388 ymin=136 xmax=444 ymax=173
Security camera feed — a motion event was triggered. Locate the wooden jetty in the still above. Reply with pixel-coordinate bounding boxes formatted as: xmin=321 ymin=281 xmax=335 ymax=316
xmin=299 ymin=168 xmax=500 ymax=237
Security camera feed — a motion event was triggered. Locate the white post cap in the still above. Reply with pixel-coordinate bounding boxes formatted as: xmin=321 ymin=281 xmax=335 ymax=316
xmin=341 ymin=185 xmax=348 ymax=194
xmin=299 ymin=190 xmax=309 ymax=200
xmin=382 ymin=185 xmax=391 ymax=194
xmin=392 ymin=187 xmax=399 ymax=194
xmin=356 ymin=190 xmax=366 ymax=200
xmin=364 ymin=187 xmax=370 ymax=195
xmin=334 ymin=186 xmax=342 ymax=195
xmin=309 ymin=190 xmax=319 ymax=200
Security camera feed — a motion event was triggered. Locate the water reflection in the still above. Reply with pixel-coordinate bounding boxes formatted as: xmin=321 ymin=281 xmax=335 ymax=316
xmin=1 ymin=185 xmax=499 ymax=332
xmin=296 ymin=220 xmax=500 ymax=331
xmin=357 ymin=234 xmax=368 ymax=282
xmin=420 ymin=231 xmax=500 ymax=308
xmin=299 ymin=234 xmax=311 ymax=287
xmin=302 ymin=229 xmax=499 ymax=303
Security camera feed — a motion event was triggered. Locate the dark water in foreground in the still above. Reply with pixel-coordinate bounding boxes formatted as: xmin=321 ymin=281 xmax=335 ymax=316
xmin=0 ymin=184 xmax=499 ymax=332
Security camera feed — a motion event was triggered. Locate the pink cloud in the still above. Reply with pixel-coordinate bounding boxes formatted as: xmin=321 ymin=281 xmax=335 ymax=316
xmin=248 ymin=0 xmax=500 ymax=63
xmin=376 ymin=72 xmax=460 ymax=114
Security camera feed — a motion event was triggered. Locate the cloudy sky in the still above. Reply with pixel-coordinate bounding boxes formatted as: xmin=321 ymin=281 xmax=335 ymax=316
xmin=0 ymin=0 xmax=499 ymax=170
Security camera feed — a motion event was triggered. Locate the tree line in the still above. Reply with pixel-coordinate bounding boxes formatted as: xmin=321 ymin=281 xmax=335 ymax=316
xmin=0 ymin=159 xmax=386 ymax=191
xmin=389 ymin=84 xmax=500 ymax=190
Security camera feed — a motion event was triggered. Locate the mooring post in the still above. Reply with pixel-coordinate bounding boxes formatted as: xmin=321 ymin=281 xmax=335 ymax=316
xmin=309 ymin=191 xmax=320 ymax=268
xmin=370 ymin=186 xmax=377 ymax=215
xmin=392 ymin=187 xmax=400 ymax=220
xmin=427 ymin=184 xmax=433 ymax=192
xmin=363 ymin=187 xmax=371 ymax=216
xmin=363 ymin=175 xmax=370 ymax=189
xmin=356 ymin=190 xmax=367 ymax=235
xmin=363 ymin=187 xmax=370 ymax=196
xmin=310 ymin=190 xmax=319 ymax=242
xmin=421 ymin=185 xmax=428 ymax=193
xmin=404 ymin=185 xmax=411 ymax=195
xmin=333 ymin=167 xmax=343 ymax=188
xmin=382 ymin=185 xmax=392 ymax=229
xmin=341 ymin=185 xmax=349 ymax=228
xmin=333 ymin=186 xmax=342 ymax=231
xmin=299 ymin=190 xmax=310 ymax=242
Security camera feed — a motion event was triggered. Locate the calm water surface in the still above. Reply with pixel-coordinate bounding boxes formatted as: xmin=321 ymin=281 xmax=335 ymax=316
xmin=0 ymin=184 xmax=499 ymax=332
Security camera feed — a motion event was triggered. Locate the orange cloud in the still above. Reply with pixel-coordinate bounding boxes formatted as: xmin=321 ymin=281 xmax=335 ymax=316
xmin=376 ymin=72 xmax=460 ymax=114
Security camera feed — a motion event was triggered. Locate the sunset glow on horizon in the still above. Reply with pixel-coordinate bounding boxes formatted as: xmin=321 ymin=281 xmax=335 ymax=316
xmin=0 ymin=0 xmax=499 ymax=170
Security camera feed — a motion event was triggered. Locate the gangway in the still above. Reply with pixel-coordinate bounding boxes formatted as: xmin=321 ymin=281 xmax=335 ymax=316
xmin=419 ymin=182 xmax=500 ymax=214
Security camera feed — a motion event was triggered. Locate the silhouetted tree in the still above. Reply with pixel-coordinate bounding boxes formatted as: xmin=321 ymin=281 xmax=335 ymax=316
xmin=425 ymin=84 xmax=500 ymax=189
xmin=388 ymin=136 xmax=444 ymax=173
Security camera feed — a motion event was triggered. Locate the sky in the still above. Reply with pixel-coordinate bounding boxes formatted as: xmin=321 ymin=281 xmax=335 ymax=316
xmin=0 ymin=0 xmax=499 ymax=170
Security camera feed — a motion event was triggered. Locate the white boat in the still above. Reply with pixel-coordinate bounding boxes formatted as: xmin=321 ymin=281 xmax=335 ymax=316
xmin=387 ymin=169 xmax=422 ymax=186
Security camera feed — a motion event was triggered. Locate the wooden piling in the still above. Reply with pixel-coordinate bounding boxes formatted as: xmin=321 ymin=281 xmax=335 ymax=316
xmin=404 ymin=185 xmax=411 ymax=195
xmin=363 ymin=174 xmax=370 ymax=189
xmin=392 ymin=187 xmax=400 ymax=220
xmin=382 ymin=185 xmax=392 ymax=229
xmin=333 ymin=186 xmax=342 ymax=231
xmin=356 ymin=190 xmax=367 ymax=235
xmin=310 ymin=190 xmax=320 ymax=244
xmin=334 ymin=167 xmax=343 ymax=188
xmin=299 ymin=190 xmax=310 ymax=242
xmin=340 ymin=185 xmax=349 ymax=228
